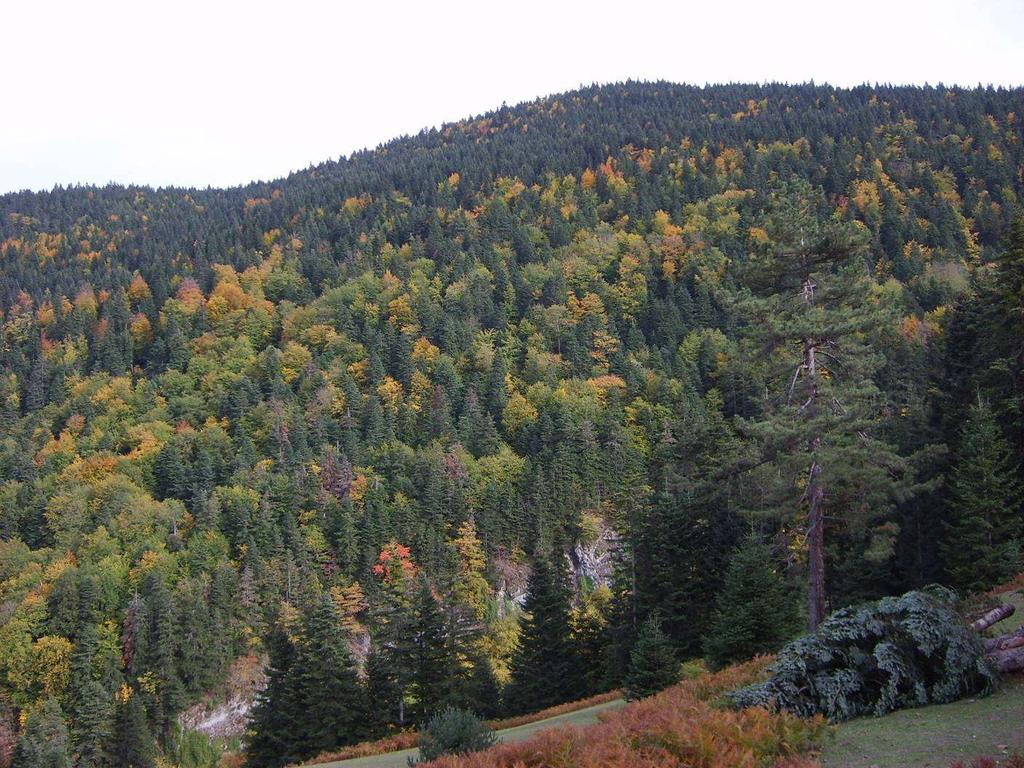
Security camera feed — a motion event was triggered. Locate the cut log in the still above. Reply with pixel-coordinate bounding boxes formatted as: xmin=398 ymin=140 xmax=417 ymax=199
xmin=970 ymin=604 xmax=1015 ymax=632
xmin=990 ymin=646 xmax=1024 ymax=674
xmin=1000 ymin=635 xmax=1024 ymax=652
xmin=984 ymin=626 xmax=1024 ymax=653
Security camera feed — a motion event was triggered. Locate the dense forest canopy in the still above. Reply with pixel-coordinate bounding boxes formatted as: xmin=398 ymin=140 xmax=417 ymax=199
xmin=0 ymin=81 xmax=1022 ymax=767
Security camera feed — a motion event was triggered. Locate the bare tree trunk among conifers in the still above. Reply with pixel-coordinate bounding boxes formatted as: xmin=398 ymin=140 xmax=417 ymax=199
xmin=807 ymin=461 xmax=826 ymax=631
xmin=802 ymin=284 xmax=826 ymax=633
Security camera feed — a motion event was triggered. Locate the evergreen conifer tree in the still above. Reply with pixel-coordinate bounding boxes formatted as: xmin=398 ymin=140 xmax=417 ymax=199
xmin=990 ymin=218 xmax=1024 ymax=453
xmin=293 ymin=595 xmax=365 ymax=757
xmin=940 ymin=396 xmax=1023 ymax=592
xmin=112 ymin=692 xmax=156 ymax=768
xmin=14 ymin=699 xmax=72 ymax=768
xmin=635 ymin=492 xmax=723 ymax=656
xmin=364 ymin=642 xmax=401 ymax=738
xmin=504 ymin=552 xmax=584 ymax=714
xmin=245 ymin=624 xmax=300 ymax=768
xmin=408 ymin=577 xmax=450 ymax=723
xmin=733 ymin=182 xmax=907 ymax=630
xmin=702 ymin=537 xmax=801 ymax=669
xmin=623 ymin=615 xmax=678 ymax=700
xmin=73 ymin=680 xmax=113 ymax=768
xmin=138 ymin=571 xmax=183 ymax=745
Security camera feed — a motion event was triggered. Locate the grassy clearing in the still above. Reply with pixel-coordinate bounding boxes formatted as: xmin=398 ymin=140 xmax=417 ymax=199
xmin=301 ymin=690 xmax=623 ymax=767
xmin=821 ymin=675 xmax=1024 ymax=768
xmin=308 ymin=699 xmax=625 ymax=768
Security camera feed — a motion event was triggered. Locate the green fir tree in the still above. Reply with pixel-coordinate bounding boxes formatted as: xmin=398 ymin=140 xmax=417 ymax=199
xmin=623 ymin=615 xmax=679 ymax=700
xmin=504 ymin=552 xmax=584 ymax=714
xmin=702 ymin=537 xmax=801 ymax=669
xmin=940 ymin=397 xmax=1023 ymax=592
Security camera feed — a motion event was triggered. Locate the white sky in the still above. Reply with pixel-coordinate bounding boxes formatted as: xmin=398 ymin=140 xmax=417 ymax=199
xmin=2 ymin=0 xmax=1022 ymax=195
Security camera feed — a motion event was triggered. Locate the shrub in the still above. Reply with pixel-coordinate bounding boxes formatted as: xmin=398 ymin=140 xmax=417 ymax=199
xmin=413 ymin=708 xmax=496 ymax=765
xmin=176 ymin=729 xmax=220 ymax=768
xmin=679 ymin=659 xmax=708 ymax=680
xmin=728 ymin=587 xmax=998 ymax=721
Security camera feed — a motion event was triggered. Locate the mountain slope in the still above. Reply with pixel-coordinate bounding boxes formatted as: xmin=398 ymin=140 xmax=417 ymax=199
xmin=0 ymin=82 xmax=1022 ymax=767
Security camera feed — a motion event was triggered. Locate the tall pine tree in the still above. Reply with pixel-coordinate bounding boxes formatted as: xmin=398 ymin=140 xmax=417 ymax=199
xmin=293 ymin=595 xmax=366 ymax=757
xmin=246 ymin=624 xmax=300 ymax=768
xmin=408 ymin=577 xmax=450 ymax=723
xmin=14 ymin=699 xmax=72 ymax=768
xmin=733 ymin=182 xmax=907 ymax=629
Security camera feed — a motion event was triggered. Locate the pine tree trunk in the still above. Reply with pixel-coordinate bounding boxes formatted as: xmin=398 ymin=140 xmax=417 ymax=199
xmin=991 ymin=646 xmax=1024 ymax=673
xmin=988 ymin=633 xmax=1024 ymax=652
xmin=807 ymin=463 xmax=826 ymax=631
xmin=973 ymin=605 xmax=1024 ymax=670
xmin=801 ymin=314 xmax=827 ymax=633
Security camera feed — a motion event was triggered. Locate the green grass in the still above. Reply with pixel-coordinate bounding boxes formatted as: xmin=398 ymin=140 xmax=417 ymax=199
xmin=309 ymin=698 xmax=625 ymax=768
xmin=821 ymin=676 xmax=1024 ymax=768
xmin=823 ymin=585 xmax=1024 ymax=768
xmin=991 ymin=588 xmax=1024 ymax=634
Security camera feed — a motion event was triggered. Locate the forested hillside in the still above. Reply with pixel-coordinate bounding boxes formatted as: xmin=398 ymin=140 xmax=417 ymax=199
xmin=1 ymin=82 xmax=1022 ymax=767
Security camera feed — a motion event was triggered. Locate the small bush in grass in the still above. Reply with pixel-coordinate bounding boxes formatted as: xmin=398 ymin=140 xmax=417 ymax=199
xmin=728 ymin=587 xmax=998 ymax=721
xmin=679 ymin=658 xmax=707 ymax=680
xmin=412 ymin=707 xmax=496 ymax=765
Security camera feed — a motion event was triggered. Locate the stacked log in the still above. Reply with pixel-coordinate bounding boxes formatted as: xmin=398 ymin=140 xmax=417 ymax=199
xmin=974 ymin=604 xmax=1024 ymax=673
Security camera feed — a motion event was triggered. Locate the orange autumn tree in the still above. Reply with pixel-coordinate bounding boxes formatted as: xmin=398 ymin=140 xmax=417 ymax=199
xmin=372 ymin=540 xmax=418 ymax=583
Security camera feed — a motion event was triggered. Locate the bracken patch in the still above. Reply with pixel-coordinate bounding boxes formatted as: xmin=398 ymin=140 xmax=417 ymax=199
xmin=419 ymin=657 xmax=829 ymax=768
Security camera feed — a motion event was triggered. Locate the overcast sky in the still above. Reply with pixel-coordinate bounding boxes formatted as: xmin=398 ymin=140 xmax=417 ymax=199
xmin=2 ymin=0 xmax=1022 ymax=195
